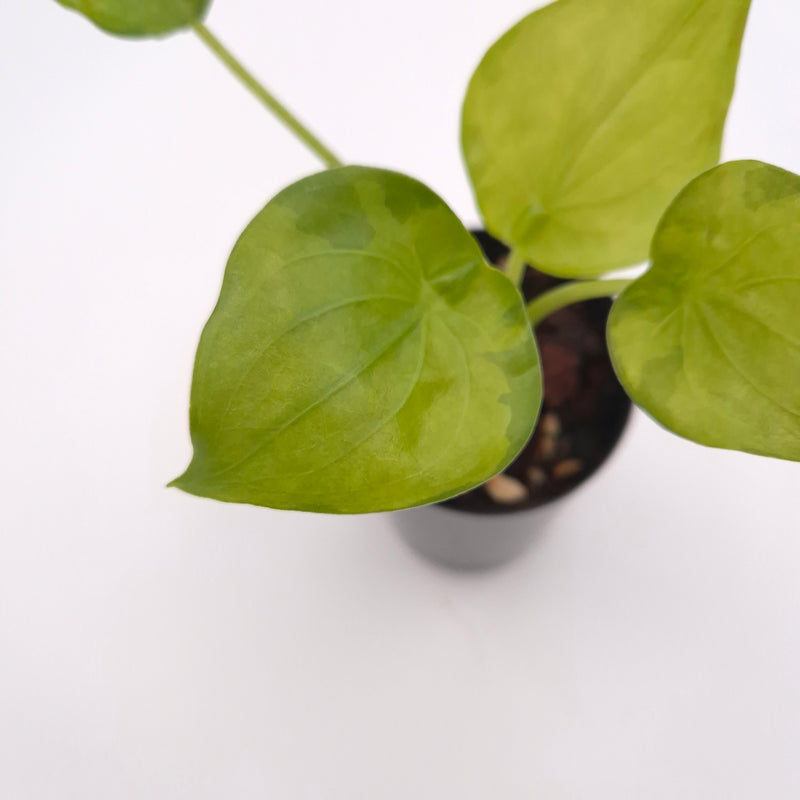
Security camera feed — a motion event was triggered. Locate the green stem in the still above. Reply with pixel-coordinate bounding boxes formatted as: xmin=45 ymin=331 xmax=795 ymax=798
xmin=504 ymin=249 xmax=527 ymax=287
xmin=526 ymin=278 xmax=633 ymax=327
xmin=192 ymin=22 xmax=343 ymax=169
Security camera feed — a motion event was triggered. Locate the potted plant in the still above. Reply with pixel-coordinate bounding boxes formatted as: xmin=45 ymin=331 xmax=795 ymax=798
xmin=53 ymin=0 xmax=800 ymax=567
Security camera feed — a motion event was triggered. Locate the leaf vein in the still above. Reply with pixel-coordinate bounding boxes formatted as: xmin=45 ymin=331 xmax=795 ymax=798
xmin=209 ymin=312 xmax=425 ymax=478
xmin=696 ymin=306 xmax=800 ymax=420
xmin=211 ymin=293 xmax=415 ymax=439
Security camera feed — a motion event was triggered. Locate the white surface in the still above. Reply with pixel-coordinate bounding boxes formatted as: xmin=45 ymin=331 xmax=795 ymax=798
xmin=2 ymin=1 xmax=800 ymax=797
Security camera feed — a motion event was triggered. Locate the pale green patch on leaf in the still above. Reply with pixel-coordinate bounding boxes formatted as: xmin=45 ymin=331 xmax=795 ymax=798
xmin=609 ymin=160 xmax=800 ymax=462
xmin=172 ymin=167 xmax=541 ymax=513
xmin=54 ymin=0 xmax=210 ymax=37
xmin=462 ymin=0 xmax=751 ymax=277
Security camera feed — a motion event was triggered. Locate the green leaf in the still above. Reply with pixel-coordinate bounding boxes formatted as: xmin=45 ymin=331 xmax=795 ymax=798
xmin=608 ymin=160 xmax=800 ymax=462
xmin=462 ymin=0 xmax=751 ymax=278
xmin=172 ymin=167 xmax=541 ymax=513
xmin=54 ymin=0 xmax=211 ymax=37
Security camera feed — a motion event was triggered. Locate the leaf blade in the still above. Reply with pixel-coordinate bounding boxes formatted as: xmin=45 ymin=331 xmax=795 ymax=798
xmin=54 ymin=0 xmax=211 ymax=37
xmin=608 ymin=160 xmax=800 ymax=461
xmin=462 ymin=0 xmax=751 ymax=277
xmin=173 ymin=167 xmax=542 ymax=513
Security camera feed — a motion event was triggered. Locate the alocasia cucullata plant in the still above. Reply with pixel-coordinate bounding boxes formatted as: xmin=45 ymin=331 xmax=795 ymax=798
xmin=53 ymin=0 xmax=800 ymax=513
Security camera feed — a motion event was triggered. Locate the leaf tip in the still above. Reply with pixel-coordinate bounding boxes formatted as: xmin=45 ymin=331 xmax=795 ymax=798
xmin=167 ymin=462 xmax=199 ymax=493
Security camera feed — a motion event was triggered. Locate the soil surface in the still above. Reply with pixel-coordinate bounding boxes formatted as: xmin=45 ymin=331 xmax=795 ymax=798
xmin=441 ymin=231 xmax=632 ymax=515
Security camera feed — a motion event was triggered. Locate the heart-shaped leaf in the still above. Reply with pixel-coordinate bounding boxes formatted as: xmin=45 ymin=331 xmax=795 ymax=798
xmin=172 ymin=167 xmax=541 ymax=513
xmin=609 ymin=160 xmax=800 ymax=461
xmin=462 ymin=0 xmax=751 ymax=277
xmin=54 ymin=0 xmax=211 ymax=37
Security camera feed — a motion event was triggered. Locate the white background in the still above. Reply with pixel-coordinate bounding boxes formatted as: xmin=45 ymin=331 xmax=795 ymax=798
xmin=2 ymin=1 xmax=800 ymax=797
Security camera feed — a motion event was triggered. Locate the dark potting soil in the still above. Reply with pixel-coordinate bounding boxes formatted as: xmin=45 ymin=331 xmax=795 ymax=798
xmin=441 ymin=231 xmax=632 ymax=515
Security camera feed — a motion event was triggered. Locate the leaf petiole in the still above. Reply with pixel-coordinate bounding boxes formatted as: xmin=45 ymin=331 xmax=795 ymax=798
xmin=526 ymin=278 xmax=632 ymax=326
xmin=192 ymin=22 xmax=343 ymax=169
xmin=504 ymin=249 xmax=527 ymax=287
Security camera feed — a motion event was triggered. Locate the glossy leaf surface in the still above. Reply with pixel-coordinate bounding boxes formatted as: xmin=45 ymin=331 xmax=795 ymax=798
xmin=609 ymin=161 xmax=800 ymax=461
xmin=54 ymin=0 xmax=210 ymax=37
xmin=173 ymin=167 xmax=541 ymax=513
xmin=462 ymin=0 xmax=751 ymax=277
